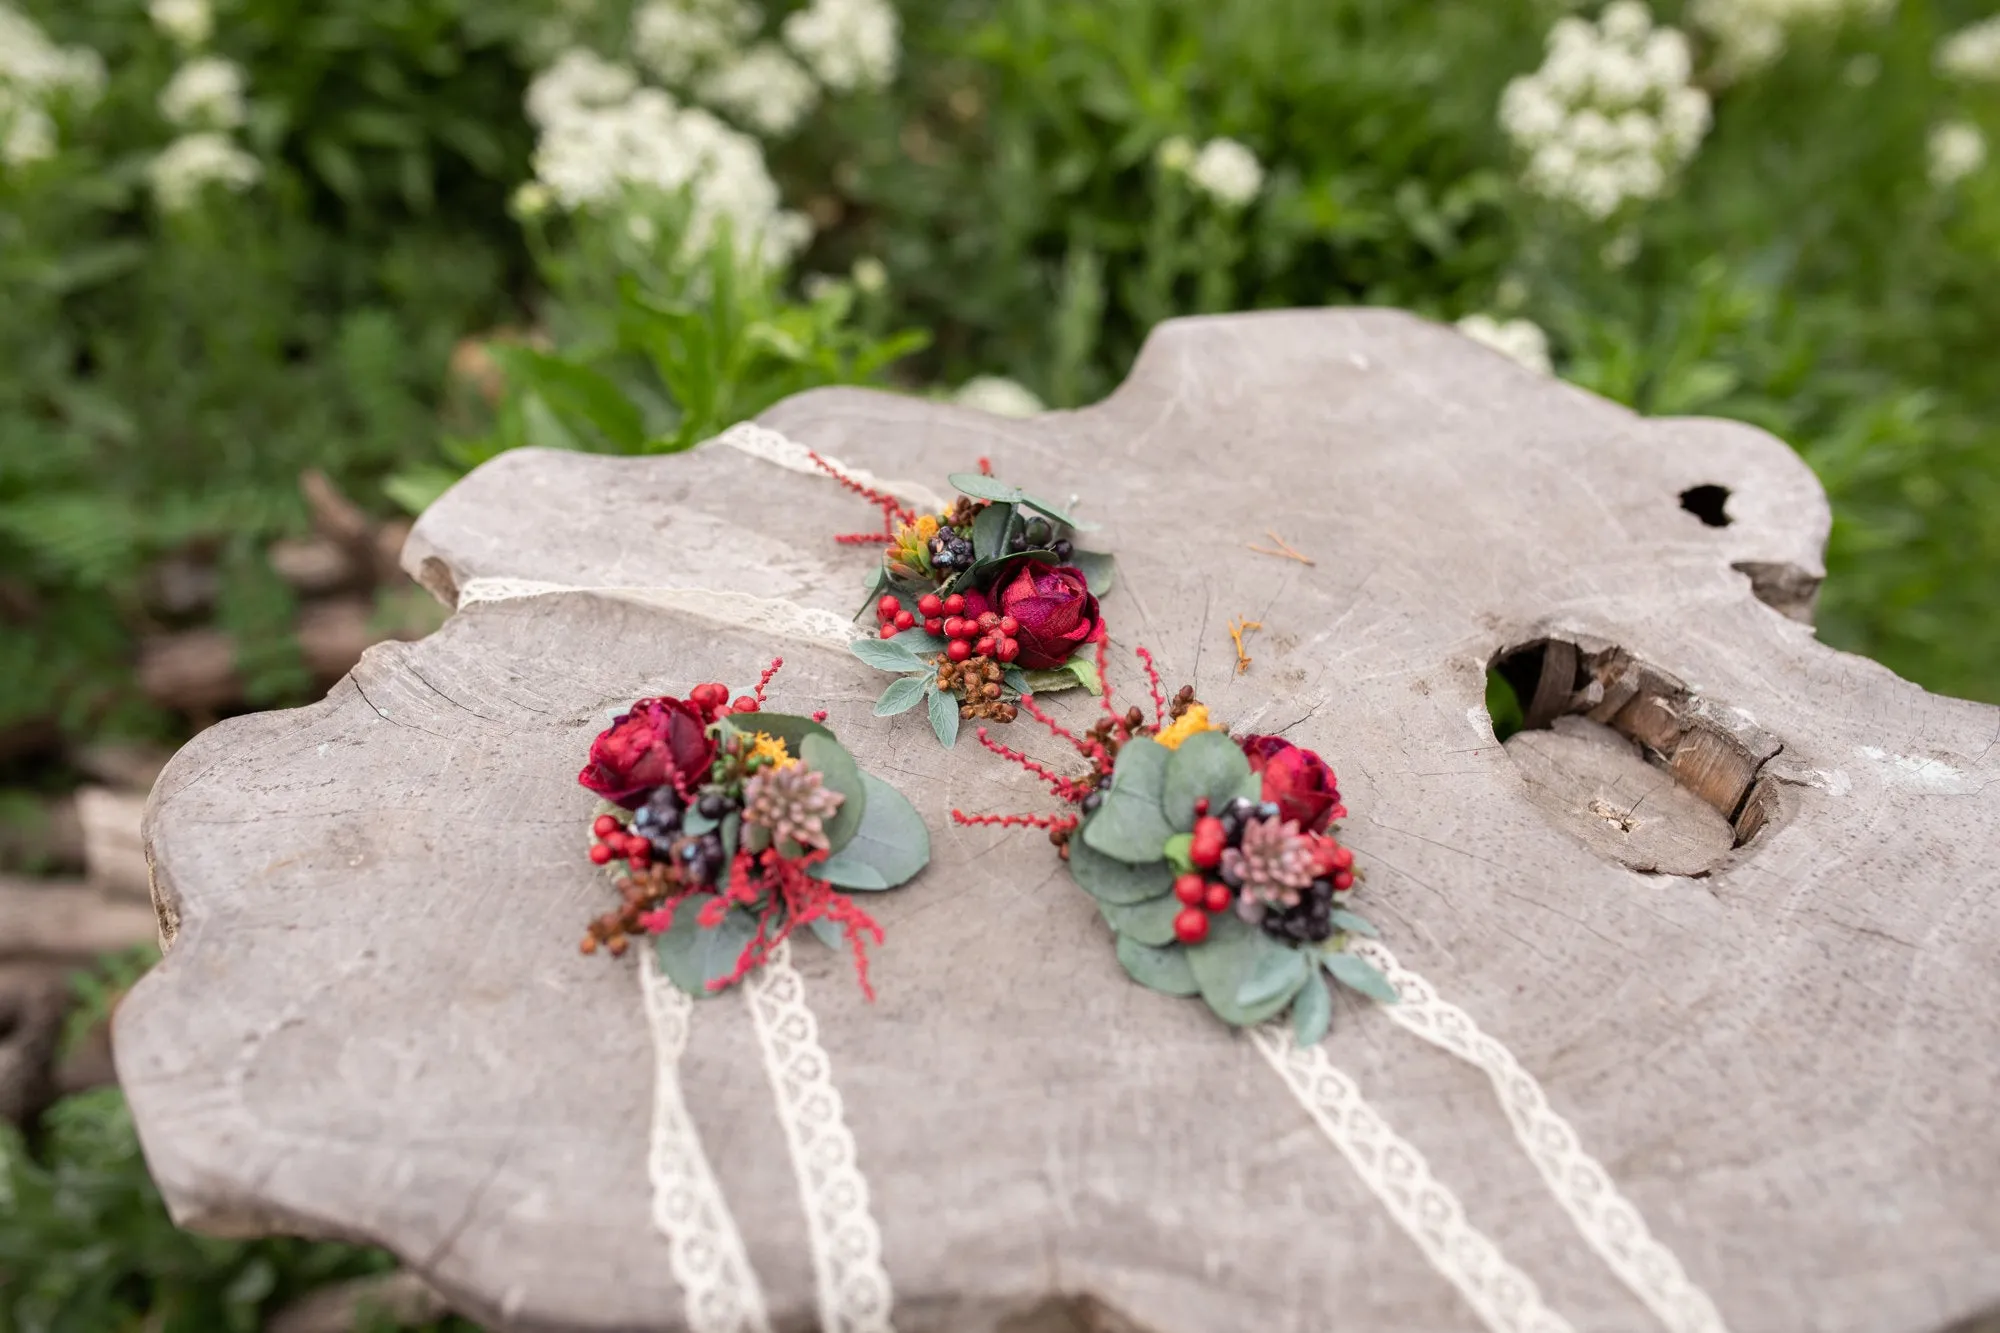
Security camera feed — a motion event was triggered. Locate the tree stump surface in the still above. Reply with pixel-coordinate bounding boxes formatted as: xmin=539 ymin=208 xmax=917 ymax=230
xmin=117 ymin=311 xmax=2000 ymax=1333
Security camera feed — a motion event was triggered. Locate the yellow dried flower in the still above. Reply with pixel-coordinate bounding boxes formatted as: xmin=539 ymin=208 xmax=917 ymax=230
xmin=1154 ymin=704 xmax=1223 ymax=751
xmin=747 ymin=734 xmax=795 ymax=768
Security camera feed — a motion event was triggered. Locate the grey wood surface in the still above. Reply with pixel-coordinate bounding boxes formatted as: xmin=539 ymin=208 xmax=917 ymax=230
xmin=118 ymin=310 xmax=2000 ymax=1333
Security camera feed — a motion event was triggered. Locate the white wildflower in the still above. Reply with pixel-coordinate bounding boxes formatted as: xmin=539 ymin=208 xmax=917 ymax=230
xmin=1185 ymin=137 xmax=1264 ymax=207
xmin=782 ymin=0 xmax=898 ymax=93
xmin=148 ymin=131 xmax=260 ymax=210
xmin=0 ymin=4 xmax=104 ymax=164
xmin=1 ymin=90 xmax=53 ymax=165
xmin=1689 ymin=0 xmax=1893 ymax=80
xmin=158 ymin=55 xmax=247 ymax=129
xmin=526 ymin=48 xmax=639 ymax=128
xmin=1456 ymin=314 xmax=1553 ymax=376
xmin=634 ymin=0 xmax=761 ymax=86
xmin=850 ymin=255 xmax=887 ymax=292
xmin=528 ymin=85 xmax=812 ymax=267
xmin=1502 ymin=4 xmax=1707 ymax=217
xmin=1928 ymin=120 xmax=1986 ymax=188
xmin=699 ymin=42 xmax=819 ymax=136
xmin=954 ymin=376 xmax=1044 ymax=418
xmin=148 ymin=0 xmax=212 ymax=48
xmin=1939 ymin=16 xmax=2000 ymax=83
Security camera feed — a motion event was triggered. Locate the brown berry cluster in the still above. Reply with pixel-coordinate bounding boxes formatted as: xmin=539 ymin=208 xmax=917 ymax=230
xmin=941 ymin=495 xmax=984 ymax=530
xmin=580 ymin=862 xmax=679 ymax=958
xmin=937 ymin=655 xmax=1017 ymax=723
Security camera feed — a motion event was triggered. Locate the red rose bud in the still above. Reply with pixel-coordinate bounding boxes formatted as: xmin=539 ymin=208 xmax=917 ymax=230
xmin=989 ymin=558 xmax=1106 ymax=670
xmin=578 ymin=696 xmax=719 ymax=808
xmin=1239 ymin=735 xmax=1342 ymax=834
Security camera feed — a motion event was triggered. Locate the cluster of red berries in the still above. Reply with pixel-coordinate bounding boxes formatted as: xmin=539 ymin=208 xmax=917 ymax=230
xmin=687 ymin=680 xmax=762 ymax=722
xmin=875 ymin=592 xmax=1025 ymax=664
xmin=588 ymin=812 xmax=649 ymax=870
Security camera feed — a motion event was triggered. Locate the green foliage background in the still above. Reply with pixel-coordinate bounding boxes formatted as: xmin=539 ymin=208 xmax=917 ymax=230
xmin=3 ymin=0 xmax=1998 ymax=1325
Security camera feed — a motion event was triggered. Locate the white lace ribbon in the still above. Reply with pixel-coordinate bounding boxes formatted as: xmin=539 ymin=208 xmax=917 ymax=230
xmin=717 ymin=421 xmax=949 ymax=514
xmin=744 ymin=943 xmax=896 ymax=1333
xmin=639 ymin=950 xmax=774 ymax=1333
xmin=1352 ymin=942 xmax=1730 ymax=1333
xmin=1249 ymin=1024 xmax=1579 ymax=1333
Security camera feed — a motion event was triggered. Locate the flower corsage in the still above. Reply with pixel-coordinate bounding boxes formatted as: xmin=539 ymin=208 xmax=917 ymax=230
xmin=577 ymin=660 xmax=930 ymax=999
xmin=954 ymin=651 xmax=1393 ymax=1044
xmin=815 ymin=455 xmax=1116 ymax=747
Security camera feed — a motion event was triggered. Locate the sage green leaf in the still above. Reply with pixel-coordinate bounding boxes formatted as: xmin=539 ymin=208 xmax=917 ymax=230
xmin=898 ymin=630 xmax=950 ymax=657
xmin=875 ymin=675 xmax=928 ymax=716
xmin=1002 ymin=666 xmax=1031 ymax=694
xmin=971 ymin=501 xmax=1014 ymax=560
xmin=723 ymin=711 xmax=837 ymax=754
xmin=1080 ymin=737 xmax=1174 ymax=863
xmin=1069 ymin=549 xmax=1117 ymax=594
xmin=719 ymin=811 xmax=741 ymax=865
xmin=850 ymin=636 xmax=927 ymax=673
xmin=1116 ymin=935 xmax=1200 ymax=996
xmin=812 ymin=773 xmax=928 ymax=890
xmin=928 ymin=685 xmax=959 ymax=747
xmin=1067 ymin=835 xmax=1174 ymax=904
xmin=1233 ymin=766 xmax=1267 ymax=806
xmin=680 ymin=809 xmax=719 ymax=837
xmin=1324 ymin=950 xmax=1399 ymax=1004
xmin=853 ymin=565 xmax=888 ymax=620
xmin=807 ymin=916 xmax=845 ymax=951
xmin=1327 ymin=908 xmax=1380 ymax=938
xmin=1162 ymin=833 xmax=1194 ymax=873
xmin=1020 ymin=666 xmax=1084 ymax=694
xmin=800 ymin=733 xmax=867 ymax=853
xmin=1063 ymin=652 xmax=1104 ymax=696
xmin=1236 ymin=945 xmax=1310 ymax=1007
xmin=653 ymin=904 xmax=759 ymax=997
xmin=1187 ymin=913 xmax=1310 ymax=1025
xmin=1017 ymin=492 xmax=1096 ymax=530
xmin=948 ymin=471 xmax=1025 ymax=503
xmin=1103 ymin=893 xmax=1182 ymax=947
xmin=1162 ymin=731 xmax=1254 ymax=833
xmin=1292 ymin=971 xmax=1333 ymax=1046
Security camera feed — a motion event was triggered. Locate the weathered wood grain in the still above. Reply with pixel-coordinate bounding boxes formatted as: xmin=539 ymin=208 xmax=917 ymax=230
xmin=118 ymin=310 xmax=2000 ymax=1333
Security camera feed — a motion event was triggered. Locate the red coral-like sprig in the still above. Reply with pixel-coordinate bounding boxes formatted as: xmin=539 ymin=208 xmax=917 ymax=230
xmin=810 ymin=449 xmax=914 ymax=543
xmin=950 ymin=810 xmax=1079 ymax=833
xmin=753 ymin=657 xmax=783 ymax=706
xmin=700 ymin=847 xmax=886 ymax=999
xmin=1134 ymin=645 xmax=1167 ymax=729
xmin=975 ymin=727 xmax=1093 ymax=801
xmin=1017 ymin=693 xmax=1112 ymax=772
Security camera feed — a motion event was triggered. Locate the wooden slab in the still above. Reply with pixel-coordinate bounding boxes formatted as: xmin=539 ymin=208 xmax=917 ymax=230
xmin=118 ymin=311 xmax=2000 ymax=1333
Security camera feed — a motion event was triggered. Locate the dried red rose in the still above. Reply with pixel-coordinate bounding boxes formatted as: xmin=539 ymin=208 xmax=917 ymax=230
xmin=1239 ymin=735 xmax=1343 ymax=834
xmin=579 ymin=696 xmax=717 ymax=807
xmin=988 ymin=559 xmax=1104 ymax=670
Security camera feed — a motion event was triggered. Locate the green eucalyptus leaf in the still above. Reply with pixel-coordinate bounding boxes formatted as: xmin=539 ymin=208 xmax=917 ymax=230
xmin=721 ymin=711 xmax=838 ymax=755
xmin=898 ymin=631 xmax=950 ymax=657
xmin=1017 ymin=492 xmax=1097 ymax=531
xmin=1187 ymin=914 xmax=1310 ymax=1025
xmin=653 ymin=904 xmax=759 ymax=997
xmin=1324 ymin=951 xmax=1399 ymax=1005
xmin=850 ymin=636 xmax=928 ymax=673
xmin=680 ymin=809 xmax=719 ymax=837
xmin=928 ymin=685 xmax=960 ymax=747
xmin=1162 ymin=731 xmax=1254 ymax=833
xmin=1162 ymin=833 xmax=1194 ymax=873
xmin=1002 ymin=666 xmax=1031 ymax=695
xmin=1327 ymin=908 xmax=1380 ymax=939
xmin=1292 ymin=971 xmax=1333 ymax=1046
xmin=875 ymin=675 xmax=929 ymax=716
xmin=1116 ymin=935 xmax=1200 ymax=996
xmin=948 ymin=472 xmax=1026 ymax=503
xmin=1236 ymin=946 xmax=1310 ymax=1007
xmin=1103 ymin=893 xmax=1183 ymax=947
xmin=1080 ymin=737 xmax=1174 ymax=863
xmin=807 ymin=916 xmax=846 ymax=951
xmin=1070 ymin=549 xmax=1117 ymax=594
xmin=1067 ymin=835 xmax=1175 ymax=904
xmin=719 ymin=811 xmax=741 ymax=864
xmin=971 ymin=501 xmax=1015 ymax=560
xmin=800 ymin=734 xmax=867 ymax=853
xmin=812 ymin=773 xmax=929 ymax=890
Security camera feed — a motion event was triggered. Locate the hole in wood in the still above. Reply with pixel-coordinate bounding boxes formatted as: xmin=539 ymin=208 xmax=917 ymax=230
xmin=1487 ymin=638 xmax=1784 ymax=876
xmin=1679 ymin=483 xmax=1732 ymax=527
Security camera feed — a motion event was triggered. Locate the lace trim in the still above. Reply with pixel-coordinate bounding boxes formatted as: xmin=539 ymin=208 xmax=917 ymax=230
xmin=744 ymin=943 xmax=896 ymax=1333
xmin=1352 ymin=942 xmax=1730 ymax=1333
xmin=716 ymin=421 xmax=948 ymax=514
xmin=456 ymin=578 xmax=855 ymax=648
xmin=639 ymin=950 xmax=774 ymax=1333
xmin=1249 ymin=1024 xmax=1579 ymax=1333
